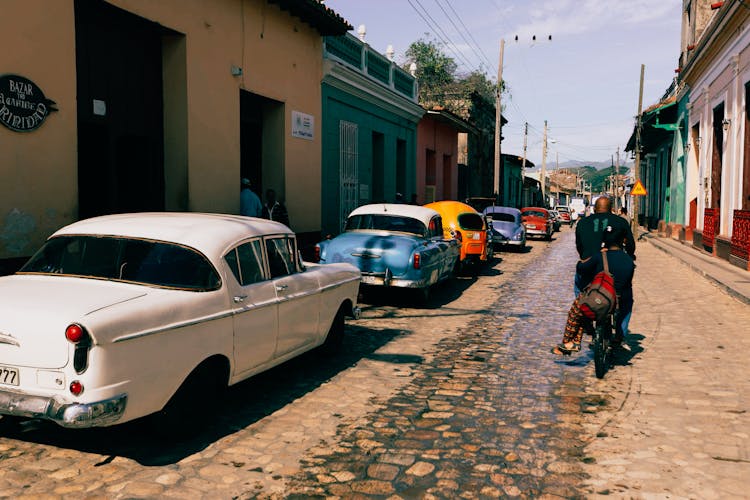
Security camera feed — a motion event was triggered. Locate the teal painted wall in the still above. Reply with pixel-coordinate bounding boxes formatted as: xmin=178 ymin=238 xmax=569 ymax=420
xmin=668 ymin=94 xmax=689 ymax=224
xmin=321 ymin=83 xmax=418 ymax=235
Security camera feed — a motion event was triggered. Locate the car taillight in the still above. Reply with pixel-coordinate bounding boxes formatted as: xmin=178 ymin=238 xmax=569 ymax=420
xmin=65 ymin=324 xmax=84 ymax=343
xmin=70 ymin=380 xmax=84 ymax=396
xmin=66 ymin=324 xmax=92 ymax=374
xmin=413 ymin=252 xmax=421 ymax=269
xmin=314 ymin=244 xmax=321 ymax=263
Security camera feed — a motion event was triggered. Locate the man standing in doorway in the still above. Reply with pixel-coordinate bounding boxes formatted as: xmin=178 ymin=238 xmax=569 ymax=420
xmin=240 ymin=178 xmax=262 ymax=217
xmin=262 ymin=188 xmax=290 ymax=228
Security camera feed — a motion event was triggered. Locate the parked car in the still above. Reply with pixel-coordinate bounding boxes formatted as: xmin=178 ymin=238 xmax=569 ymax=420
xmin=0 ymin=213 xmax=361 ymax=430
xmin=425 ymin=200 xmax=491 ymax=271
xmin=555 ymin=206 xmax=572 ymax=225
xmin=548 ymin=210 xmax=562 ymax=232
xmin=316 ymin=204 xmax=459 ymax=300
xmin=464 ymin=197 xmax=496 ymax=213
xmin=483 ymin=206 xmax=526 ymax=250
xmin=521 ymin=207 xmax=554 ymax=240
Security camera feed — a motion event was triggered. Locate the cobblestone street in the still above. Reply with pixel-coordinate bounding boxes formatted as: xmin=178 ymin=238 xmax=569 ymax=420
xmin=1 ymin=227 xmax=749 ymax=499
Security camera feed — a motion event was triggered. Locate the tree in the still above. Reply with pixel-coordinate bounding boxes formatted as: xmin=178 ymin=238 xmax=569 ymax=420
xmin=403 ymin=37 xmax=457 ymax=106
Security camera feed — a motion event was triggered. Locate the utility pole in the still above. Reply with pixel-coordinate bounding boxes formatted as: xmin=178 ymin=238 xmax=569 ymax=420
xmin=632 ymin=64 xmax=645 ymax=234
xmin=521 ymin=122 xmax=528 ymax=207
xmin=615 ymin=146 xmax=620 ymax=211
xmin=541 ymin=120 xmax=547 ymax=207
xmin=493 ymin=39 xmax=504 ymax=204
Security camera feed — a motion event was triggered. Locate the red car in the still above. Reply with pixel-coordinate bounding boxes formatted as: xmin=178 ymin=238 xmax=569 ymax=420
xmin=521 ymin=207 xmax=553 ymax=241
xmin=555 ymin=206 xmax=573 ymax=225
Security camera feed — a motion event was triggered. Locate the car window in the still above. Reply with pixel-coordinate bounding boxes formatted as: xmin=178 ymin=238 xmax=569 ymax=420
xmin=428 ymin=216 xmax=444 ymax=238
xmin=522 ymin=210 xmax=546 ymax=218
xmin=458 ymin=212 xmax=484 ymax=230
xmin=21 ymin=235 xmax=220 ymax=291
xmin=345 ymin=214 xmax=426 ymax=236
xmin=265 ymin=237 xmax=294 ymax=278
xmin=225 ymin=240 xmax=265 ymax=286
xmin=487 ymin=212 xmax=516 ymax=223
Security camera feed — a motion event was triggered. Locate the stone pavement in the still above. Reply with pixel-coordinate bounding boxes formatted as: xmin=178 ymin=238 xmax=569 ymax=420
xmin=1 ymin=226 xmax=748 ymax=499
xmin=644 ymin=232 xmax=750 ymax=305
xmin=579 ymin=235 xmax=750 ymax=498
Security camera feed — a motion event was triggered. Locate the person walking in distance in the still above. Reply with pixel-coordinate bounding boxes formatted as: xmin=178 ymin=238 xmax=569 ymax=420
xmin=262 ymin=188 xmax=290 ymax=228
xmin=240 ymin=178 xmax=262 ymax=217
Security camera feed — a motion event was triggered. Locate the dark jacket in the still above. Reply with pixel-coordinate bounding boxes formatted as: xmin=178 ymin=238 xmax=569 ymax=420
xmin=575 ymin=212 xmax=635 ymax=260
xmin=262 ymin=201 xmax=290 ymax=228
xmin=577 ymin=249 xmax=635 ymax=314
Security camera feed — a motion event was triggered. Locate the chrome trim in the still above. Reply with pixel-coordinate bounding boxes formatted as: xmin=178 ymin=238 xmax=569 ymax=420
xmin=0 ymin=334 xmax=20 ymax=347
xmin=0 ymin=389 xmax=127 ymax=428
xmin=112 ymin=310 xmax=235 ymax=343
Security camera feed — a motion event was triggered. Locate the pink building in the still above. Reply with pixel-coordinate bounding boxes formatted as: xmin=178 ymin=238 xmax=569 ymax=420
xmin=416 ymin=108 xmax=475 ymax=204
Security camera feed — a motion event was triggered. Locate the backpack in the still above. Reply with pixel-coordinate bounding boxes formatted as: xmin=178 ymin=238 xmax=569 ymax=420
xmin=579 ymin=250 xmax=617 ymax=322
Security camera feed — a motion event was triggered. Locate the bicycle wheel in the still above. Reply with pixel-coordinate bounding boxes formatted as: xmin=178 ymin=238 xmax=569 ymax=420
xmin=593 ymin=321 xmax=609 ymax=379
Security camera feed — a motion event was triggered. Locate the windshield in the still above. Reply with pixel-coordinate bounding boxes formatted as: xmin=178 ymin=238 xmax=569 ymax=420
xmin=20 ymin=235 xmax=221 ymax=291
xmin=345 ymin=214 xmax=426 ymax=236
xmin=487 ymin=212 xmax=517 ymax=223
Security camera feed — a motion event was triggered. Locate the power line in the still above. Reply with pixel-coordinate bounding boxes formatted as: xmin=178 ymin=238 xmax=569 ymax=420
xmin=406 ymin=0 xmax=476 ymax=71
xmin=440 ymin=0 xmax=496 ymax=73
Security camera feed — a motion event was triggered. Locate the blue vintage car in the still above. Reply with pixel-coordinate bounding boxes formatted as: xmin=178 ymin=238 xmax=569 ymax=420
xmin=316 ymin=204 xmax=460 ymax=299
xmin=483 ymin=206 xmax=526 ymax=250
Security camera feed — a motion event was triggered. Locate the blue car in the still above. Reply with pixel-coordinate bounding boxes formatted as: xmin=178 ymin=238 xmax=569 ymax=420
xmin=316 ymin=204 xmax=459 ymax=298
xmin=483 ymin=206 xmax=526 ymax=250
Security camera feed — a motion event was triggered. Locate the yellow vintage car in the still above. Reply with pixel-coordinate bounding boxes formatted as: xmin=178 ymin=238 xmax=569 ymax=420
xmin=424 ymin=200 xmax=490 ymax=272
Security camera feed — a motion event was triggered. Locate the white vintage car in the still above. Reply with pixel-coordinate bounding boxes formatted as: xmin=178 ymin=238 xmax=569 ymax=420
xmin=0 ymin=213 xmax=361 ymax=429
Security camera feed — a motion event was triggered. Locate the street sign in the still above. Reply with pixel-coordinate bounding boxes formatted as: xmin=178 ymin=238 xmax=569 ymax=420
xmin=631 ymin=180 xmax=647 ymax=196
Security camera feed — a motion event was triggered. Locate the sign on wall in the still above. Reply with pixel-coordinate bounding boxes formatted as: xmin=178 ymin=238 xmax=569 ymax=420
xmin=0 ymin=74 xmax=57 ymax=132
xmin=291 ymin=110 xmax=314 ymax=140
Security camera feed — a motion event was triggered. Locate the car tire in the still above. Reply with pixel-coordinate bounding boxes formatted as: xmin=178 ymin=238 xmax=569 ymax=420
xmin=320 ymin=306 xmax=346 ymax=355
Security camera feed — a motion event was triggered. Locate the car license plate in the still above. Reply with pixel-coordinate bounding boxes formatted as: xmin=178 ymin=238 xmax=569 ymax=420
xmin=0 ymin=365 xmax=19 ymax=386
xmin=472 ymin=233 xmax=481 ymax=240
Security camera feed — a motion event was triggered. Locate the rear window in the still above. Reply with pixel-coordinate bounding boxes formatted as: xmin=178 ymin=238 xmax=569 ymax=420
xmin=522 ymin=210 xmax=547 ymax=218
xmin=488 ymin=213 xmax=516 ymax=223
xmin=20 ymin=235 xmax=220 ymax=291
xmin=458 ymin=212 xmax=484 ymax=230
xmin=345 ymin=214 xmax=426 ymax=236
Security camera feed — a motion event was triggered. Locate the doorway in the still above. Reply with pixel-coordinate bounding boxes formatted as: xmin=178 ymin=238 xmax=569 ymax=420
xmin=75 ymin=0 xmax=165 ymax=218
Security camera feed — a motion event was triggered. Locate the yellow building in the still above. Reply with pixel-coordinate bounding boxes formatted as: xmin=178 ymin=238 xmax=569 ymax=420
xmin=0 ymin=0 xmax=350 ymax=271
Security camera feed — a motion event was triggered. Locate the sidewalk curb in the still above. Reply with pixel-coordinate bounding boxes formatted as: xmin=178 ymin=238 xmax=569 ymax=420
xmin=643 ymin=234 xmax=750 ymax=306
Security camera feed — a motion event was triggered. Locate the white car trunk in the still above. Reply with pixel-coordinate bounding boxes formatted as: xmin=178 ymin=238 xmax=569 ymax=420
xmin=0 ymin=275 xmax=146 ymax=369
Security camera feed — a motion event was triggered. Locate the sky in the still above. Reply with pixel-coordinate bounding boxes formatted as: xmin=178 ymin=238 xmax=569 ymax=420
xmin=322 ymin=0 xmax=683 ymax=167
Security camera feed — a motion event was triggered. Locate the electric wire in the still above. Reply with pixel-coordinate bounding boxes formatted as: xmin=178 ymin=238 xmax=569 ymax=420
xmin=439 ymin=0 xmax=497 ymax=74
xmin=406 ymin=0 xmax=476 ymax=71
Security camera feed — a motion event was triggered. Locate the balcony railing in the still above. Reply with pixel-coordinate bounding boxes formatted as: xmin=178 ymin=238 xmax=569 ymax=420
xmin=324 ymin=34 xmax=417 ymax=102
xmin=730 ymin=209 xmax=750 ymax=261
xmin=703 ymin=208 xmax=719 ymax=249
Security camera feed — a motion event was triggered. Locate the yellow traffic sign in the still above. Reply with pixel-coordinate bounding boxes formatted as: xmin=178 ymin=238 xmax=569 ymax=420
xmin=631 ymin=180 xmax=647 ymax=196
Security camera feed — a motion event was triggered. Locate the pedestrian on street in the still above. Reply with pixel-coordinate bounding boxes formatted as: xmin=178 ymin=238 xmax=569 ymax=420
xmin=618 ymin=206 xmax=631 ymax=225
xmin=240 ymin=178 xmax=262 ymax=217
xmin=552 ymin=224 xmax=636 ymax=355
xmin=262 ymin=188 xmax=290 ymax=228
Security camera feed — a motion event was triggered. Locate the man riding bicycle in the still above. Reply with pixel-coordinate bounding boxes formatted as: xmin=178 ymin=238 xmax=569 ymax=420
xmin=552 ymin=197 xmax=636 ymax=355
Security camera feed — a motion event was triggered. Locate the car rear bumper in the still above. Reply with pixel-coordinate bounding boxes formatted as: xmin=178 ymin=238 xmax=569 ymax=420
xmin=360 ymin=273 xmax=428 ymax=288
xmin=0 ymin=388 xmax=127 ymax=428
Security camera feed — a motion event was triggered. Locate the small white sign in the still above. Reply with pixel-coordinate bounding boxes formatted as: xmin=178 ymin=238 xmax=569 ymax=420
xmin=291 ymin=110 xmax=314 ymax=140
xmin=93 ymin=99 xmax=107 ymax=116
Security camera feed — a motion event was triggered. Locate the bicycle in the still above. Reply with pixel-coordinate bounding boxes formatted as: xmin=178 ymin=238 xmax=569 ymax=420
xmin=583 ymin=304 xmax=620 ymax=379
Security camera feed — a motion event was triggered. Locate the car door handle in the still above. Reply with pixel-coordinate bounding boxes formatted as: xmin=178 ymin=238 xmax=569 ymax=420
xmin=275 ymin=284 xmax=288 ymax=291
xmin=233 ymin=295 xmax=248 ymax=303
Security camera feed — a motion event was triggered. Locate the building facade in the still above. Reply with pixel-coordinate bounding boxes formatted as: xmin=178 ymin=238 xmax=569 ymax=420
xmin=1 ymin=0 xmax=349 ymax=271
xmin=677 ymin=0 xmax=750 ymax=269
xmin=320 ymin=33 xmax=422 ymax=235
